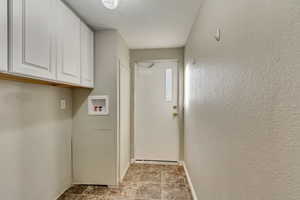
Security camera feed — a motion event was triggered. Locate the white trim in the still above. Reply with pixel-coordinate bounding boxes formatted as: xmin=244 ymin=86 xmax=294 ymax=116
xmin=182 ymin=162 xmax=198 ymax=200
xmin=133 ymin=64 xmax=138 ymax=160
xmin=135 ymin=59 xmax=178 ymax=65
xmin=118 ymin=59 xmax=132 ymax=185
xmin=120 ymin=162 xmax=130 ymax=182
xmin=117 ymin=59 xmax=121 ymax=185
xmin=134 ymin=160 xmax=179 ymax=165
xmin=130 ymin=158 xmax=136 ymax=164
xmin=108 ymin=185 xmax=120 ymax=189
xmin=54 ymin=184 xmax=72 ymax=200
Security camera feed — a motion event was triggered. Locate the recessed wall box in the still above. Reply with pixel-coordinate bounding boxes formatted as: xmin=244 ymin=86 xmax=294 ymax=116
xmin=88 ymin=96 xmax=109 ymax=115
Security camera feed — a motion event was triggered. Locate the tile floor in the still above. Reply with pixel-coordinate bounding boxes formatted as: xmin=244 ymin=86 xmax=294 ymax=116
xmin=58 ymin=163 xmax=193 ymax=200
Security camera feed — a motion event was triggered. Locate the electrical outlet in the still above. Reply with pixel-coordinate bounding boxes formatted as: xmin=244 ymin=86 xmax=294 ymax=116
xmin=60 ymin=99 xmax=66 ymax=110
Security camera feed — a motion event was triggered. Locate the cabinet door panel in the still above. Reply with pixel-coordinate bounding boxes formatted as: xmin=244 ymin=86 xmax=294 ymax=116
xmin=0 ymin=0 xmax=8 ymax=72
xmin=80 ymin=22 xmax=94 ymax=87
xmin=57 ymin=1 xmax=81 ymax=84
xmin=11 ymin=0 xmax=56 ymax=79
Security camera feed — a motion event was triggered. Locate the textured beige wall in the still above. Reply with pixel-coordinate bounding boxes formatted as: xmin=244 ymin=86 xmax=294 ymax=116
xmin=130 ymin=48 xmax=184 ymax=160
xmin=184 ymin=0 xmax=300 ymax=199
xmin=72 ymin=30 xmax=129 ymax=185
xmin=0 ymin=80 xmax=72 ymax=200
xmin=72 ymin=30 xmax=118 ymax=185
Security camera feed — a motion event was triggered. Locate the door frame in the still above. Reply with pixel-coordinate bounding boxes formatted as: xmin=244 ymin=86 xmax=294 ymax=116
xmin=117 ymin=59 xmax=131 ymax=184
xmin=133 ymin=59 xmax=180 ymax=162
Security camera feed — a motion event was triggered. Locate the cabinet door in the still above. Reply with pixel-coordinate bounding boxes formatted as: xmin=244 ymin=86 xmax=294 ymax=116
xmin=57 ymin=1 xmax=81 ymax=85
xmin=80 ymin=22 xmax=94 ymax=88
xmin=0 ymin=0 xmax=8 ymax=72
xmin=11 ymin=0 xmax=56 ymax=79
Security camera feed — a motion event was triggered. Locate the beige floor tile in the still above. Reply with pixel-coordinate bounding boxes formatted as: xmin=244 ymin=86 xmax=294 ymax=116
xmin=83 ymin=186 xmax=109 ymax=196
xmin=65 ymin=185 xmax=89 ymax=194
xmin=57 ymin=193 xmax=82 ymax=200
xmin=58 ymin=164 xmax=193 ymax=200
xmin=135 ymin=183 xmax=161 ymax=200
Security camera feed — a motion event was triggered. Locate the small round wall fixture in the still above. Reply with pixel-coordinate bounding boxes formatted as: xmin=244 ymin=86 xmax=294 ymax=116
xmin=102 ymin=0 xmax=119 ymax=10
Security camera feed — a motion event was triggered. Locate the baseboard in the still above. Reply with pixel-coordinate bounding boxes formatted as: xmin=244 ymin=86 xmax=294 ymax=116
xmin=108 ymin=185 xmax=120 ymax=189
xmin=120 ymin=162 xmax=130 ymax=182
xmin=134 ymin=160 xmax=179 ymax=165
xmin=182 ymin=162 xmax=198 ymax=200
xmin=54 ymin=183 xmax=72 ymax=200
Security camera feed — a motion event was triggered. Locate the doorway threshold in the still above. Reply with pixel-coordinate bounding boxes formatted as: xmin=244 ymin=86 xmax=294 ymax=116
xmin=134 ymin=159 xmax=179 ymax=165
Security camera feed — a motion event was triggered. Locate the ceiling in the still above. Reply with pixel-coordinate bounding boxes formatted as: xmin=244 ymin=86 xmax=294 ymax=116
xmin=64 ymin=0 xmax=202 ymax=49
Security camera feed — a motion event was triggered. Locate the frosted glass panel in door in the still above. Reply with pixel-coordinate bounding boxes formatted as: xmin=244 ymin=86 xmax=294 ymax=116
xmin=165 ymin=68 xmax=173 ymax=102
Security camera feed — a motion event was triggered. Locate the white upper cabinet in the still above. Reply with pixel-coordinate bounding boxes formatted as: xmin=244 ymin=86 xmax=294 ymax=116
xmin=57 ymin=1 xmax=81 ymax=85
xmin=11 ymin=0 xmax=56 ymax=79
xmin=80 ymin=22 xmax=94 ymax=88
xmin=0 ymin=0 xmax=8 ymax=72
xmin=5 ymin=0 xmax=93 ymax=87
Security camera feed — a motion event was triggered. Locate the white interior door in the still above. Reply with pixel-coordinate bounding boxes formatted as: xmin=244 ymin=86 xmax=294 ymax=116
xmin=135 ymin=60 xmax=179 ymax=161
